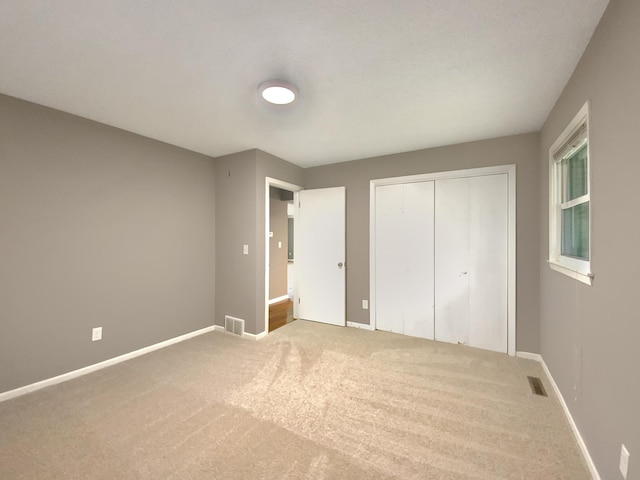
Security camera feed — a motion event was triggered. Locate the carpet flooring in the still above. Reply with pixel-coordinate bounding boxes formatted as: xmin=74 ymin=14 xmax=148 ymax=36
xmin=0 ymin=320 xmax=590 ymax=479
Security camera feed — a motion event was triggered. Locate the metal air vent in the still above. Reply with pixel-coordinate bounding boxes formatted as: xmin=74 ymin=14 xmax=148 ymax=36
xmin=527 ymin=376 xmax=548 ymax=397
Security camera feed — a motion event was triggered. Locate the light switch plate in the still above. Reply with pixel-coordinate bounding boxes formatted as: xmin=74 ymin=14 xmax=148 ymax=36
xmin=243 ymin=244 xmax=249 ymax=255
xmin=362 ymin=300 xmax=368 ymax=309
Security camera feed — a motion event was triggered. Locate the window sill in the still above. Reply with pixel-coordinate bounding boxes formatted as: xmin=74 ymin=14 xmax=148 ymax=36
xmin=548 ymin=260 xmax=593 ymax=286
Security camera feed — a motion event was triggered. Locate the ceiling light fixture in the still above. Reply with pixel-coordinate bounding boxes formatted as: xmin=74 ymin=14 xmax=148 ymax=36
xmin=258 ymin=80 xmax=297 ymax=105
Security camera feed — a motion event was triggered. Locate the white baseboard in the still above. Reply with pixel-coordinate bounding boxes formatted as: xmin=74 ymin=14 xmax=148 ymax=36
xmin=268 ymin=295 xmax=290 ymax=305
xmin=213 ymin=324 xmax=267 ymax=341
xmin=516 ymin=351 xmax=543 ymax=362
xmin=244 ymin=330 xmax=268 ymax=341
xmin=0 ymin=325 xmax=217 ymax=403
xmin=517 ymin=351 xmax=601 ymax=480
xmin=347 ymin=321 xmax=375 ymax=331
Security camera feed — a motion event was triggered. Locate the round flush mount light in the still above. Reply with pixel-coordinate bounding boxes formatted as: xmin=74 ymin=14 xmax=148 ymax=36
xmin=258 ymin=80 xmax=297 ymax=105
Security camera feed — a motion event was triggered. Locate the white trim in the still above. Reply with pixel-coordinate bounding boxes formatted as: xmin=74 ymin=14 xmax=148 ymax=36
xmin=214 ymin=323 xmax=266 ymax=341
xmin=549 ymin=103 xmax=590 ymax=159
xmin=0 ymin=325 xmax=217 ymax=403
xmin=507 ymin=166 xmax=517 ymax=356
xmin=268 ymin=295 xmax=290 ymax=305
xmin=548 ymin=102 xmax=592 ymax=284
xmin=370 ymin=164 xmax=517 ymax=356
xmin=369 ymin=180 xmax=377 ymax=336
xmin=264 ymin=177 xmax=303 ymax=338
xmin=516 ymin=351 xmax=543 ymax=362
xmin=371 ymin=164 xmax=513 ymax=186
xmin=347 ymin=321 xmax=375 ymax=331
xmin=518 ymin=352 xmax=602 ymax=480
xmin=548 ymin=261 xmax=593 ymax=286
xmin=293 ymin=191 xmax=300 ymax=322
xmin=243 ymin=330 xmax=268 ymax=341
xmin=561 ymin=194 xmax=589 ymax=210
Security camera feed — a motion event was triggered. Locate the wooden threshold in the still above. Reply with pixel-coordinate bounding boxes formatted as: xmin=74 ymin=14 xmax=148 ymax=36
xmin=269 ymin=299 xmax=294 ymax=332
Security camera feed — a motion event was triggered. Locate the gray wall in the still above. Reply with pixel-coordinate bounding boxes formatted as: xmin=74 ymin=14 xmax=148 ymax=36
xmin=214 ymin=150 xmax=258 ymax=332
xmin=538 ymin=0 xmax=640 ymax=477
xmin=269 ymin=188 xmax=289 ymax=300
xmin=215 ymin=149 xmax=302 ymax=335
xmin=0 ymin=94 xmax=216 ymax=394
xmin=303 ymin=133 xmax=541 ymax=353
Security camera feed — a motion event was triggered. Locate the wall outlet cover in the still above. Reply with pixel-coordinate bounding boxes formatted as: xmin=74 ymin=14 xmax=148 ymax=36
xmin=92 ymin=327 xmax=102 ymax=342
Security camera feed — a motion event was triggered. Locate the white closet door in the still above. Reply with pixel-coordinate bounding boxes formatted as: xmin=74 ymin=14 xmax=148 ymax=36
xmin=434 ymin=174 xmax=508 ymax=353
xmin=434 ymin=178 xmax=470 ymax=346
xmin=375 ymin=182 xmax=435 ymax=339
xmin=468 ymin=174 xmax=508 ymax=352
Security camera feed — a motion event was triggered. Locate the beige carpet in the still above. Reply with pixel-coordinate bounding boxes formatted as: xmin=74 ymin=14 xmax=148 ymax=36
xmin=0 ymin=320 xmax=590 ymax=479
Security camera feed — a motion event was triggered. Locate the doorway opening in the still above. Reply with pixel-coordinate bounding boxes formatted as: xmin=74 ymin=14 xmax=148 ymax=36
xmin=264 ymin=178 xmax=302 ymax=333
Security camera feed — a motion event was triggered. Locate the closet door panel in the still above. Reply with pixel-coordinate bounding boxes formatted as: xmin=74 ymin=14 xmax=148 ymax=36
xmin=375 ymin=182 xmax=435 ymax=339
xmin=434 ymin=178 xmax=470 ymax=346
xmin=375 ymin=184 xmax=405 ymax=335
xmin=434 ymin=174 xmax=509 ymax=353
xmin=468 ymin=174 xmax=508 ymax=353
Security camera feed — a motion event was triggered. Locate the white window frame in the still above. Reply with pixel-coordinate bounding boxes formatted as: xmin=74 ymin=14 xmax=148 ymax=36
xmin=548 ymin=102 xmax=593 ymax=285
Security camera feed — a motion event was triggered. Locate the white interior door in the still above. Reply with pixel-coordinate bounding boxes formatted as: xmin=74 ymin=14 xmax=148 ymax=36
xmin=434 ymin=174 xmax=508 ymax=353
xmin=295 ymin=187 xmax=345 ymax=326
xmin=375 ymin=182 xmax=435 ymax=339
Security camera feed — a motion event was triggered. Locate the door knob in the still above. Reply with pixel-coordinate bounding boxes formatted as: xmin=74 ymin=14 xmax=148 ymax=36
xmin=338 ymin=262 xmax=344 ymax=268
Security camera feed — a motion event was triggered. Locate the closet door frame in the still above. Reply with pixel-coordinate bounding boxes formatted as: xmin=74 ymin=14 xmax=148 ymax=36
xmin=369 ymin=164 xmax=517 ymax=356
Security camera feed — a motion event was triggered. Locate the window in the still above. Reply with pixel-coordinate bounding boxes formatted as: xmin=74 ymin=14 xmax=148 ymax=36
xmin=549 ymin=102 xmax=592 ymax=285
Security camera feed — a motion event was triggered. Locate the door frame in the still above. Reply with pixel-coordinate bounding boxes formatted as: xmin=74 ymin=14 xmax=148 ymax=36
xmin=369 ymin=164 xmax=517 ymax=355
xmin=264 ymin=177 xmax=303 ymax=335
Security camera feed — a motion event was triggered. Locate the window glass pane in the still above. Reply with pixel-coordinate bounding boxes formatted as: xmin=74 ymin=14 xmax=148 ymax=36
xmin=563 ymin=144 xmax=588 ymax=202
xmin=561 ymin=201 xmax=589 ymax=260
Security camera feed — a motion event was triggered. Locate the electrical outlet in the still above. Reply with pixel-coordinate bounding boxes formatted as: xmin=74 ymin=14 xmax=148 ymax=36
xmin=92 ymin=327 xmax=102 ymax=342
xmin=362 ymin=300 xmax=368 ymax=309
xmin=243 ymin=244 xmax=249 ymax=255
xmin=620 ymin=444 xmax=630 ymax=479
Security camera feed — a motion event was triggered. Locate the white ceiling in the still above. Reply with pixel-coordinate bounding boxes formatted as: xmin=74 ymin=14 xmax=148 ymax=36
xmin=0 ymin=0 xmax=609 ymax=167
